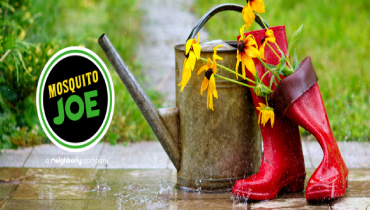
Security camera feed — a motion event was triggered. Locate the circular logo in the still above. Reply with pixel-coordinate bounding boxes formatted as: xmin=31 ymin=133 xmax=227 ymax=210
xmin=36 ymin=47 xmax=114 ymax=152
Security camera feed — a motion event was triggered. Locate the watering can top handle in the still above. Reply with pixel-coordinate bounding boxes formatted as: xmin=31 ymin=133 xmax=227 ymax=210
xmin=187 ymin=3 xmax=269 ymax=41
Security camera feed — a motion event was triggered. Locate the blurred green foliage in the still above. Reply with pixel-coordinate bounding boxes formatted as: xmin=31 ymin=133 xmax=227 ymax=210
xmin=0 ymin=0 xmax=162 ymax=149
xmin=194 ymin=0 xmax=370 ymax=141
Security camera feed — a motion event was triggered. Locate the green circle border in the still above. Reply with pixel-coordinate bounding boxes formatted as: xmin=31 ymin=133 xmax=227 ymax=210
xmin=38 ymin=49 xmax=113 ymax=149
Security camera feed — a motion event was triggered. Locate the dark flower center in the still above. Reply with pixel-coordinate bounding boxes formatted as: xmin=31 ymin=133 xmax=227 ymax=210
xmin=205 ymin=68 xmax=213 ymax=80
xmin=261 ymin=37 xmax=266 ymax=45
xmin=237 ymin=41 xmax=245 ymax=52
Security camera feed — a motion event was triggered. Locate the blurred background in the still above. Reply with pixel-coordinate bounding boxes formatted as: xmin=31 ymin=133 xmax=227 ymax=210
xmin=0 ymin=0 xmax=369 ymax=151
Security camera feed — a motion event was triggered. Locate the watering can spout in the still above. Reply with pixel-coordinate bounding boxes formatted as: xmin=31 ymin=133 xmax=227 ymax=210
xmin=98 ymin=34 xmax=181 ymax=170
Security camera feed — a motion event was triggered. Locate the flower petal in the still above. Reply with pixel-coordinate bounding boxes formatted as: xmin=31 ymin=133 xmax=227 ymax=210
xmin=244 ymin=56 xmax=256 ymax=75
xmin=246 ymin=45 xmax=261 ymax=58
xmin=235 ymin=54 xmax=241 ymax=79
xmin=200 ymin=78 xmax=209 ymax=95
xmin=259 ymin=42 xmax=266 ymax=60
xmin=213 ymin=54 xmax=223 ymax=61
xmin=180 ymin=66 xmax=192 ymax=92
xmin=197 ymin=64 xmax=209 ymax=75
xmin=188 ymin=51 xmax=196 ymax=70
xmin=193 ymin=43 xmax=201 ymax=59
xmin=241 ymin=53 xmax=246 ymax=79
xmin=246 ymin=35 xmax=258 ymax=47
xmin=270 ymin=110 xmax=275 ymax=128
xmin=186 ymin=39 xmax=194 ymax=55
xmin=258 ymin=103 xmax=266 ymax=108
xmin=239 ymin=25 xmax=245 ymax=40
xmin=243 ymin=4 xmax=255 ymax=29
xmin=251 ymin=0 xmax=265 ymax=13
xmin=210 ymin=74 xmax=218 ymax=99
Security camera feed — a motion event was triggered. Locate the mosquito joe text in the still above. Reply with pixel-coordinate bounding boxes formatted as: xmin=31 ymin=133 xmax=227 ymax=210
xmin=48 ymin=70 xmax=100 ymax=125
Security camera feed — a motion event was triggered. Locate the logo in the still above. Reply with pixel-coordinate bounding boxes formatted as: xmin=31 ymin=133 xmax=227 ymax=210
xmin=36 ymin=47 xmax=114 ymax=152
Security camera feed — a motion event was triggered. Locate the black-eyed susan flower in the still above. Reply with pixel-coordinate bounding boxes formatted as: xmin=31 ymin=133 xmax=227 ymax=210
xmin=256 ymin=102 xmax=275 ymax=127
xmin=259 ymin=29 xmax=276 ymax=60
xmin=178 ymin=33 xmax=201 ymax=92
xmin=185 ymin=33 xmax=201 ymax=71
xmin=242 ymin=0 xmax=265 ymax=30
xmin=236 ymin=25 xmax=261 ymax=78
xmin=197 ymin=45 xmax=223 ymax=110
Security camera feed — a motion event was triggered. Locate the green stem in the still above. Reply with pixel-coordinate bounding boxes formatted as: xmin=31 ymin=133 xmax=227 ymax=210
xmin=260 ymin=71 xmax=270 ymax=82
xmin=199 ymin=57 xmax=257 ymax=85
xmin=257 ymin=14 xmax=268 ymax=30
xmin=214 ymin=74 xmax=254 ymax=89
xmin=274 ymin=42 xmax=293 ymax=70
xmin=257 ymin=57 xmax=281 ymax=82
xmin=256 ymin=15 xmax=294 ymax=72
xmin=265 ymin=97 xmax=268 ymax=106
xmin=267 ymin=43 xmax=280 ymax=59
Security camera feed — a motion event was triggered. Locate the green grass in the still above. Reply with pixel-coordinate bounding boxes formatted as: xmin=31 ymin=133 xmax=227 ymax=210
xmin=0 ymin=0 xmax=162 ymax=148
xmin=194 ymin=0 xmax=370 ymax=141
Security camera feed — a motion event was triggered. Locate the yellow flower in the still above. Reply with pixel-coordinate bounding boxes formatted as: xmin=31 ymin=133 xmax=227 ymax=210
xmin=242 ymin=0 xmax=265 ymax=30
xmin=236 ymin=25 xmax=261 ymax=78
xmin=178 ymin=33 xmax=201 ymax=92
xmin=185 ymin=33 xmax=201 ymax=71
xmin=197 ymin=45 xmax=223 ymax=110
xmin=259 ymin=29 xmax=276 ymax=60
xmin=256 ymin=103 xmax=275 ymax=127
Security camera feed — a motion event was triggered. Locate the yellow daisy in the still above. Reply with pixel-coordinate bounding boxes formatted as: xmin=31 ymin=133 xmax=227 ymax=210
xmin=236 ymin=25 xmax=261 ymax=78
xmin=197 ymin=45 xmax=223 ymax=110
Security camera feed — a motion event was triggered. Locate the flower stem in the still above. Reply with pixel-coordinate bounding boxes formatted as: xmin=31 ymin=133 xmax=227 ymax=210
xmin=265 ymin=97 xmax=268 ymax=106
xmin=267 ymin=43 xmax=281 ymax=59
xmin=273 ymin=42 xmax=293 ymax=70
xmin=199 ymin=57 xmax=257 ymax=85
xmin=260 ymin=71 xmax=270 ymax=82
xmin=257 ymin=57 xmax=281 ymax=82
xmin=258 ymin=14 xmax=269 ymax=30
xmin=214 ymin=74 xmax=254 ymax=89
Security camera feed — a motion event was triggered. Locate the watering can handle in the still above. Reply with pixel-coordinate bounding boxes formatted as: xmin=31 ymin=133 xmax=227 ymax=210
xmin=187 ymin=3 xmax=269 ymax=41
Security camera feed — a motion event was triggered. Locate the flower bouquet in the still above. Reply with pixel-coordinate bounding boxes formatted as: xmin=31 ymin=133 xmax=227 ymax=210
xmin=178 ymin=0 xmax=348 ymax=202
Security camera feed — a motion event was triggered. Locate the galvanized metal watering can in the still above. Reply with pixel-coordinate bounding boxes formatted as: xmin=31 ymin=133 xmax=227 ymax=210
xmin=98 ymin=4 xmax=269 ymax=192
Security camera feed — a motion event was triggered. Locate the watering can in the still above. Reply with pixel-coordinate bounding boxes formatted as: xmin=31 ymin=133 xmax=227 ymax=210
xmin=98 ymin=4 xmax=269 ymax=192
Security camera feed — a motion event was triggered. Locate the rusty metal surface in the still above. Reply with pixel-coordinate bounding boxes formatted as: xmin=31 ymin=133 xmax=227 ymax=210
xmin=98 ymin=34 xmax=181 ymax=170
xmin=175 ymin=42 xmax=262 ymax=191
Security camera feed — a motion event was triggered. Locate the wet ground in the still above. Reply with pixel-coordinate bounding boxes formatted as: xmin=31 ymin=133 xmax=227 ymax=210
xmin=0 ymin=141 xmax=370 ymax=209
xmin=0 ymin=167 xmax=370 ymax=209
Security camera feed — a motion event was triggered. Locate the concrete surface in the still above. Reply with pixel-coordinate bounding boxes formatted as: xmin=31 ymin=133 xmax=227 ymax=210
xmin=1 ymin=140 xmax=369 ymax=169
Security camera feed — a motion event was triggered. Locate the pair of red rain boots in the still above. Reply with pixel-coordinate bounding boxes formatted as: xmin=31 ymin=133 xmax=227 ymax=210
xmin=232 ymin=26 xmax=348 ymax=201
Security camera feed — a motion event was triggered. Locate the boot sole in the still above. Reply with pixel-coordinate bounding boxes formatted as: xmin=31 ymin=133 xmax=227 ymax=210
xmin=306 ymin=171 xmax=349 ymax=201
xmin=232 ymin=172 xmax=306 ymax=200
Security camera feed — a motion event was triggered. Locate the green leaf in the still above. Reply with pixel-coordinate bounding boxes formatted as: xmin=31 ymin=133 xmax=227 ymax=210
xmin=253 ymin=71 xmax=260 ymax=83
xmin=278 ymin=49 xmax=286 ymax=73
xmin=287 ymin=25 xmax=303 ymax=58
xmin=293 ymin=49 xmax=300 ymax=71
xmin=265 ymin=63 xmax=277 ymax=70
xmin=270 ymin=75 xmax=275 ymax=88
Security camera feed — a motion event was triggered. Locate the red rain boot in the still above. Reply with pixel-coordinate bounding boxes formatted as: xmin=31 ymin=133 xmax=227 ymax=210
xmin=232 ymin=26 xmax=306 ymax=200
xmin=268 ymin=56 xmax=348 ymax=201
